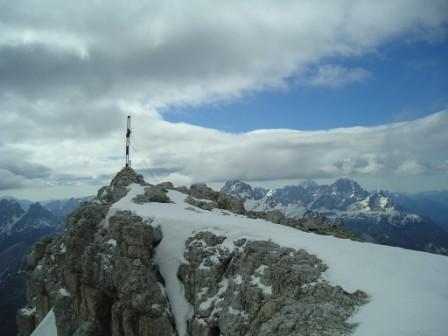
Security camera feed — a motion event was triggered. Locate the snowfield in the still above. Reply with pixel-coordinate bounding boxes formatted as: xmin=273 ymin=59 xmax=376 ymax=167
xmin=31 ymin=308 xmax=57 ymax=336
xmin=34 ymin=184 xmax=448 ymax=336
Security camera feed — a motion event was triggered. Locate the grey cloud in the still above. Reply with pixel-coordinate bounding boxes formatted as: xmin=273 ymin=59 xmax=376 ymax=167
xmin=0 ymin=147 xmax=52 ymax=190
xmin=0 ymin=148 xmax=51 ymax=178
xmin=1 ymin=93 xmax=124 ymax=142
xmin=0 ymin=169 xmax=27 ymax=190
xmin=1 ymin=0 xmax=447 ymax=106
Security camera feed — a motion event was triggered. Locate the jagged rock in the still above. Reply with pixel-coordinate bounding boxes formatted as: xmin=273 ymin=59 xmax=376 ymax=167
xmin=17 ymin=170 xmax=175 ymax=336
xmin=179 ymin=231 xmax=368 ymax=336
xmin=155 ymin=182 xmax=174 ymax=190
xmin=133 ymin=186 xmax=172 ymax=204
xmin=111 ymin=167 xmax=146 ymax=189
xmin=187 ymin=184 xmax=246 ymax=215
xmin=97 ymin=167 xmax=147 ymax=204
xmin=16 ymin=307 xmax=36 ymax=336
xmin=216 ymin=193 xmax=246 ymax=215
xmin=189 ymin=183 xmax=220 ymax=202
xmin=185 ymin=196 xmax=217 ymax=211
xmin=174 ymin=186 xmax=190 ymax=194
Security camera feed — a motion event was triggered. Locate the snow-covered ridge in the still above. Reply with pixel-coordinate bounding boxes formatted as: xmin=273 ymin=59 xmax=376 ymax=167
xmin=109 ymin=184 xmax=448 ymax=336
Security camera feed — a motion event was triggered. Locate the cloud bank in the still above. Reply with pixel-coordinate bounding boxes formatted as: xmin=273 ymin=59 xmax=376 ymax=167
xmin=3 ymin=109 xmax=447 ymax=193
xmin=132 ymin=109 xmax=448 ymax=182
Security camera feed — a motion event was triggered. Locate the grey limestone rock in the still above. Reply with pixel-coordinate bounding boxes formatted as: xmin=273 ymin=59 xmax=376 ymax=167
xmin=155 ymin=181 xmax=174 ymax=190
xmin=16 ymin=307 xmax=36 ymax=336
xmin=187 ymin=184 xmax=246 ymax=215
xmin=97 ymin=167 xmax=147 ymax=204
xmin=189 ymin=183 xmax=220 ymax=202
xmin=133 ymin=186 xmax=172 ymax=204
xmin=179 ymin=231 xmax=368 ymax=336
xmin=184 ymin=195 xmax=217 ymax=211
xmin=17 ymin=169 xmax=175 ymax=336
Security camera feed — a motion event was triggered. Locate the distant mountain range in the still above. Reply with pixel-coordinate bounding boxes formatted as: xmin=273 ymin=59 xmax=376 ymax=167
xmin=0 ymin=196 xmax=90 ymax=335
xmin=221 ymin=179 xmax=448 ymax=255
xmin=384 ymin=191 xmax=448 ymax=232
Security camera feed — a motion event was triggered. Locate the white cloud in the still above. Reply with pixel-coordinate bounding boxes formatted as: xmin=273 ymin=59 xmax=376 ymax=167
xmin=138 ymin=110 xmax=447 ymax=183
xmin=397 ymin=160 xmax=427 ymax=175
xmin=0 ymin=23 xmax=89 ymax=59
xmin=300 ymin=65 xmax=371 ymax=88
xmin=14 ymin=109 xmax=448 ymax=181
xmin=2 ymin=109 xmax=447 ymax=197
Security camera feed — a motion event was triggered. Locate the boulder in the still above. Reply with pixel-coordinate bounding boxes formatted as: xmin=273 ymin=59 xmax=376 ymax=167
xmin=133 ymin=186 xmax=172 ymax=204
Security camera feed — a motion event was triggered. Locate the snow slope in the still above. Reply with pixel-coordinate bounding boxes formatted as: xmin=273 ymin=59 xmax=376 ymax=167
xmin=31 ymin=308 xmax=57 ymax=336
xmin=113 ymin=185 xmax=448 ymax=336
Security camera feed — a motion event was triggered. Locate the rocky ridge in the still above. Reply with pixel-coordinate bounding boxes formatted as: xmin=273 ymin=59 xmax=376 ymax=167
xmin=179 ymin=232 xmax=367 ymax=336
xmin=184 ymin=183 xmax=360 ymax=241
xmin=17 ymin=167 xmax=367 ymax=336
xmin=221 ymin=180 xmax=448 ymax=255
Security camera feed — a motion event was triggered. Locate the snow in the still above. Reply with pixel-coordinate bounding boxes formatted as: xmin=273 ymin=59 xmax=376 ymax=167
xmin=255 ymin=264 xmax=269 ymax=274
xmin=20 ymin=306 xmax=35 ymax=316
xmin=106 ymin=238 xmax=117 ymax=247
xmin=31 ymin=308 xmax=57 ymax=336
xmin=111 ymin=184 xmax=448 ymax=336
xmin=379 ymin=196 xmax=389 ymax=209
xmin=58 ymin=288 xmax=70 ymax=297
xmin=250 ymin=275 xmax=272 ymax=296
xmin=199 ymin=278 xmax=229 ymax=311
xmin=233 ymin=274 xmax=243 ymax=285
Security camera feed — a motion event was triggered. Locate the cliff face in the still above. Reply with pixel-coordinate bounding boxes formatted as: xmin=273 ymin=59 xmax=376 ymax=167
xmin=17 ymin=168 xmax=368 ymax=336
xmin=17 ymin=168 xmax=175 ymax=336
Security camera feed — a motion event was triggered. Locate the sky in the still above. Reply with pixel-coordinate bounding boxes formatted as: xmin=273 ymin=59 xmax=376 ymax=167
xmin=0 ymin=0 xmax=447 ymax=201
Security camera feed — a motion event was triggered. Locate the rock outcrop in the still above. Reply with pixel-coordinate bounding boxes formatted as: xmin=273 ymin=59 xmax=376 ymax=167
xmin=97 ymin=167 xmax=147 ymax=204
xmin=18 ymin=168 xmax=175 ymax=336
xmin=179 ymin=232 xmax=367 ymax=336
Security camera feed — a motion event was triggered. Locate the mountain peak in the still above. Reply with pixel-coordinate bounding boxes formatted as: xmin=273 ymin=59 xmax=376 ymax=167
xmin=300 ymin=180 xmax=318 ymax=189
xmin=110 ymin=166 xmax=146 ymax=189
xmin=97 ymin=167 xmax=148 ymax=203
xmin=27 ymin=202 xmax=44 ymax=212
xmin=0 ymin=198 xmax=25 ymax=234
xmin=331 ymin=178 xmax=367 ymax=197
xmin=221 ymin=180 xmax=256 ymax=201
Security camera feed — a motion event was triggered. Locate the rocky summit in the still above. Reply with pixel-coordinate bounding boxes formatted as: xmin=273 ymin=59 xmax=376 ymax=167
xmin=16 ymin=167 xmax=448 ymax=336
